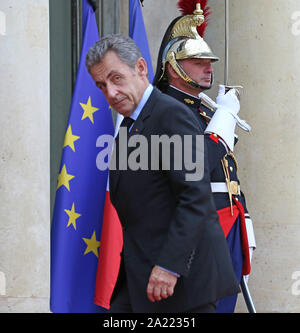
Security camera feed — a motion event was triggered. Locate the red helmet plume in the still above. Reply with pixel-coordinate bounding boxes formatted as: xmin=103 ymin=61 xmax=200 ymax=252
xmin=177 ymin=0 xmax=211 ymax=37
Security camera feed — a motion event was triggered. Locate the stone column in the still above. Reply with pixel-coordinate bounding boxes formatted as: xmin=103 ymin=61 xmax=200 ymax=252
xmin=0 ymin=0 xmax=50 ymax=312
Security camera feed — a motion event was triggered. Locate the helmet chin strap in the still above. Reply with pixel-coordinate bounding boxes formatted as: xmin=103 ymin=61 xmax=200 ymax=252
xmin=173 ymin=59 xmax=214 ymax=91
xmin=196 ymin=83 xmax=212 ymax=91
xmin=184 ymin=73 xmax=213 ymax=91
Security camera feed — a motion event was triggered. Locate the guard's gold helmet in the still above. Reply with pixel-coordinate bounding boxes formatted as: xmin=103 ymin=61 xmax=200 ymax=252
xmin=153 ymin=1 xmax=219 ymax=91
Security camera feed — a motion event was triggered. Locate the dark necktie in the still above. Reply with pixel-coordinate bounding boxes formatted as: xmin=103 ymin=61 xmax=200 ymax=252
xmin=110 ymin=117 xmax=134 ymax=196
xmin=114 ymin=117 xmax=134 ymax=165
xmin=119 ymin=117 xmax=134 ymax=132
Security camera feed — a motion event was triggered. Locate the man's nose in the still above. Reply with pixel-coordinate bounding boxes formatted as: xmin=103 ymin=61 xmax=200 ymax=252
xmin=106 ymin=83 xmax=118 ymax=100
xmin=205 ymin=64 xmax=214 ymax=73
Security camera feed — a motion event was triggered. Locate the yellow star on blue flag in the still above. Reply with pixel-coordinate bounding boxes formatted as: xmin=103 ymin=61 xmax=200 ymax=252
xmin=80 ymin=96 xmax=99 ymax=124
xmin=65 ymin=203 xmax=81 ymax=230
xmin=57 ymin=164 xmax=75 ymax=191
xmin=64 ymin=125 xmax=80 ymax=152
xmin=82 ymin=231 xmax=100 ymax=257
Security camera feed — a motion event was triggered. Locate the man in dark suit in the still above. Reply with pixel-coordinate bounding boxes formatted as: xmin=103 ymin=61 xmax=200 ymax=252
xmin=86 ymin=34 xmax=239 ymax=313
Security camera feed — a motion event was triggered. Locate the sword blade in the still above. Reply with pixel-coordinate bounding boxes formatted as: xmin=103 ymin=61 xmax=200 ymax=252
xmin=240 ymin=276 xmax=257 ymax=313
xmin=225 ymin=0 xmax=229 ymax=86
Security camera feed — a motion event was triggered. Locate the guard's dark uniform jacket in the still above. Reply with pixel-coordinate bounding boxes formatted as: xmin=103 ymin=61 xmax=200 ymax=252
xmin=165 ymin=85 xmax=256 ymax=313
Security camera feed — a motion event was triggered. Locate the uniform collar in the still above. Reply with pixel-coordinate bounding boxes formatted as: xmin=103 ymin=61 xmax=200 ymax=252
xmin=166 ymin=85 xmax=201 ymax=108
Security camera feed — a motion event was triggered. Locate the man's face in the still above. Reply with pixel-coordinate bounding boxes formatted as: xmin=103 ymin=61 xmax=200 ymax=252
xmin=90 ymin=51 xmax=148 ymax=117
xmin=172 ymin=58 xmax=214 ymax=95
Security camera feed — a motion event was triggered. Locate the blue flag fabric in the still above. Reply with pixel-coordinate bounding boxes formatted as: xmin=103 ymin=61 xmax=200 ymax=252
xmin=50 ymin=0 xmax=114 ymax=313
xmin=129 ymin=0 xmax=154 ymax=82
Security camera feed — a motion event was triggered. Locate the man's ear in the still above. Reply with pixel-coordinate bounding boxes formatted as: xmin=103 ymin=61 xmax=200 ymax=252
xmin=166 ymin=62 xmax=178 ymax=80
xmin=136 ymin=57 xmax=148 ymax=77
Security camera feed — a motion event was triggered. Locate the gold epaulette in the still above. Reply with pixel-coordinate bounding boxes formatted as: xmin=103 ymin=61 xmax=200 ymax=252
xmin=184 ymin=98 xmax=195 ymax=105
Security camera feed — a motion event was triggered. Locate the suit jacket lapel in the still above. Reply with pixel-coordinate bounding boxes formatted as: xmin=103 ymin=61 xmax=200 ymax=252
xmin=129 ymin=87 xmax=160 ymax=137
xmin=110 ymin=88 xmax=160 ymax=199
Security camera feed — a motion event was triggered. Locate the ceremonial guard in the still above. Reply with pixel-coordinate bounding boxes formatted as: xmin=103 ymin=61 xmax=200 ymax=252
xmin=153 ymin=0 xmax=256 ymax=312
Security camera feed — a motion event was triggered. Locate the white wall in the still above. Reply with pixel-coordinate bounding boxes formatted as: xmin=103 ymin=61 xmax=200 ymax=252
xmin=0 ymin=0 xmax=50 ymax=312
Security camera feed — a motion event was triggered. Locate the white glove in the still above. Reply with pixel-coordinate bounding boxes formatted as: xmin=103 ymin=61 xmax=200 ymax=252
xmin=217 ymin=85 xmax=251 ymax=132
xmin=216 ymin=85 xmax=240 ymax=115
xmin=202 ymin=85 xmax=250 ymax=152
xmin=199 ymin=85 xmax=241 ymax=114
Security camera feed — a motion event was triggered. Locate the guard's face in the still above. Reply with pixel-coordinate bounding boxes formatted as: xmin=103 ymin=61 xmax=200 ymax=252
xmin=179 ymin=58 xmax=214 ymax=89
xmin=90 ymin=51 xmax=148 ymax=117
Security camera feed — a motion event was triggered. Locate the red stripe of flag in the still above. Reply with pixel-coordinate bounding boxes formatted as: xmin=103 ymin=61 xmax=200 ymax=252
xmin=94 ymin=191 xmax=123 ymax=309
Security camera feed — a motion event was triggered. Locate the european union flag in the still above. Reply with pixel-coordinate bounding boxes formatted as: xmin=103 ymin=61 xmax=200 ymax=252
xmin=50 ymin=0 xmax=114 ymax=313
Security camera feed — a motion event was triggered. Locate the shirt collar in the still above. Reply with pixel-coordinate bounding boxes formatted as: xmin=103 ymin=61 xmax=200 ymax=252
xmin=130 ymin=84 xmax=153 ymax=121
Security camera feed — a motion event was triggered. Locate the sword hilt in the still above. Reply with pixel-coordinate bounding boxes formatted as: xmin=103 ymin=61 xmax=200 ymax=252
xmin=225 ymin=85 xmax=243 ymax=100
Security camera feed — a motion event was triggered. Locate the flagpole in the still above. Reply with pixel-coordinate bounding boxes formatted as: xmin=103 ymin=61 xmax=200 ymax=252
xmin=71 ymin=0 xmax=82 ymax=88
xmin=88 ymin=0 xmax=98 ymax=11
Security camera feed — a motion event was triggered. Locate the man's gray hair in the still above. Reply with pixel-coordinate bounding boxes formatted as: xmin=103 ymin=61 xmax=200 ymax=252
xmin=86 ymin=34 xmax=142 ymax=72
